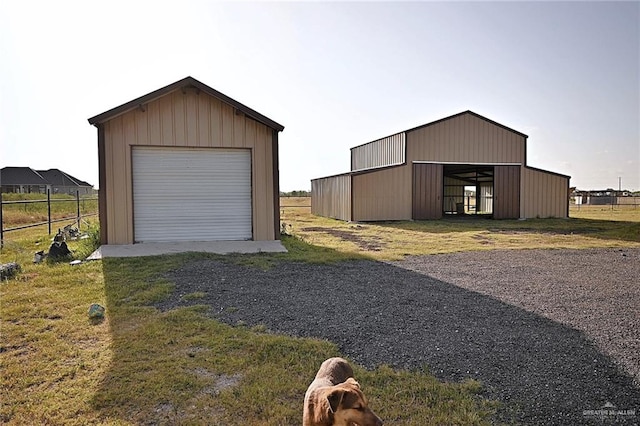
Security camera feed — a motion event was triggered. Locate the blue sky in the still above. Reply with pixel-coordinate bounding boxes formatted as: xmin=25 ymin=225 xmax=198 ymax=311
xmin=1 ymin=1 xmax=638 ymax=191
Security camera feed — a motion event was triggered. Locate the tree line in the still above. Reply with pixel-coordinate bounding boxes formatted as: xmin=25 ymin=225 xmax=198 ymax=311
xmin=280 ymin=190 xmax=310 ymax=197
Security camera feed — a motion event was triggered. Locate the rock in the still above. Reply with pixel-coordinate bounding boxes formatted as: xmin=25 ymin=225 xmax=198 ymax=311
xmin=88 ymin=303 xmax=105 ymax=319
xmin=0 ymin=262 xmax=21 ymax=280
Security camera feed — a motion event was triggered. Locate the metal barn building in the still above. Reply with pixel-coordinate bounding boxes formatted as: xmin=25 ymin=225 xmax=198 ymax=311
xmin=88 ymin=76 xmax=284 ymax=245
xmin=312 ymin=111 xmax=570 ymax=221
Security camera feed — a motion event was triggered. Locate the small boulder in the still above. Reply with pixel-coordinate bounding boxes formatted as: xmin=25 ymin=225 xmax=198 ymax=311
xmin=88 ymin=303 xmax=105 ymax=319
xmin=0 ymin=262 xmax=21 ymax=280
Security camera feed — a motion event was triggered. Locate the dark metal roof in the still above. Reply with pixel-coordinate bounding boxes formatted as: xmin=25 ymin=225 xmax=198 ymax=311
xmin=0 ymin=167 xmax=48 ymax=185
xmin=0 ymin=167 xmax=94 ymax=187
xmin=37 ymin=169 xmax=93 ymax=187
xmin=87 ymin=76 xmax=284 ymax=132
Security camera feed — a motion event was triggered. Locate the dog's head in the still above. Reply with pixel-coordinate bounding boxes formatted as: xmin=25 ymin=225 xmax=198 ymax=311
xmin=324 ymin=378 xmax=383 ymax=426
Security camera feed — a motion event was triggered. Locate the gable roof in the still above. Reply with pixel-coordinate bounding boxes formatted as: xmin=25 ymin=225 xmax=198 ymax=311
xmin=87 ymin=76 xmax=284 ymax=132
xmin=407 ymin=110 xmax=528 ymax=139
xmin=349 ymin=110 xmax=528 ymax=151
xmin=0 ymin=167 xmax=48 ymax=185
xmin=37 ymin=169 xmax=92 ymax=187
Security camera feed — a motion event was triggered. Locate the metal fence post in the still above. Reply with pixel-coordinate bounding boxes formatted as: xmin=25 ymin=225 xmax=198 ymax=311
xmin=0 ymin=192 xmax=4 ymax=248
xmin=47 ymin=189 xmax=52 ymax=235
xmin=76 ymin=190 xmax=81 ymax=230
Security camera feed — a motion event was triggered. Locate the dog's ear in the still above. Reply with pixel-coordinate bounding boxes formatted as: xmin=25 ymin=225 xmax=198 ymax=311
xmin=327 ymin=389 xmax=345 ymax=413
xmin=344 ymin=377 xmax=360 ymax=389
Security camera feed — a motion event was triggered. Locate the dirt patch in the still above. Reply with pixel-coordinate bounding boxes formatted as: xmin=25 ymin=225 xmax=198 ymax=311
xmin=472 ymin=233 xmax=494 ymax=244
xmin=196 ymin=371 xmax=242 ymax=396
xmin=301 ymin=226 xmax=385 ymax=251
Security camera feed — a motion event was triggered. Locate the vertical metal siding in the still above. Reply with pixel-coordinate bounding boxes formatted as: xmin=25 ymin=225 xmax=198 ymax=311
xmin=412 ymin=163 xmax=443 ymax=220
xmin=311 ymin=175 xmax=352 ymax=221
xmin=351 ymin=165 xmax=412 ymax=221
xmin=521 ymin=167 xmax=569 ymax=218
xmin=494 ymin=165 xmax=521 ymax=219
xmin=351 ymin=133 xmax=406 ymax=171
xmin=103 ymin=90 xmax=275 ymax=244
xmin=406 ymin=113 xmax=526 ymax=165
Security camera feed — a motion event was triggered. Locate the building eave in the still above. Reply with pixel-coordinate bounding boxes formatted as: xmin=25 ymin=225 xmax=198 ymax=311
xmin=87 ymin=76 xmax=284 ymax=132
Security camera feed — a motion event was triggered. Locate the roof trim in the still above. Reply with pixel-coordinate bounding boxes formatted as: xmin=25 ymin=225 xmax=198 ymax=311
xmin=525 ymin=165 xmax=571 ymax=179
xmin=311 ymin=163 xmax=406 ymax=181
xmin=406 ymin=110 xmax=528 ymax=139
xmin=87 ymin=76 xmax=284 ymax=132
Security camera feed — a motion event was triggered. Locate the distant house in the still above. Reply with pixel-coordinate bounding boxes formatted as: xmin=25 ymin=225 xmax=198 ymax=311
xmin=37 ymin=169 xmax=94 ymax=195
xmin=0 ymin=167 xmax=49 ymax=193
xmin=0 ymin=167 xmax=93 ymax=195
xmin=574 ymin=189 xmax=638 ymax=206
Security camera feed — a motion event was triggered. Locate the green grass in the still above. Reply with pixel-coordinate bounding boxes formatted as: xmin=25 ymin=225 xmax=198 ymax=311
xmin=1 ymin=227 xmax=496 ymax=425
xmin=3 ymin=203 xmax=637 ymax=424
xmin=281 ymin=200 xmax=640 ymax=260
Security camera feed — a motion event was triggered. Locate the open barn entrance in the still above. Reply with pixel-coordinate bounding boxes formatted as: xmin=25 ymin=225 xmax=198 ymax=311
xmin=443 ymin=164 xmax=494 ymax=216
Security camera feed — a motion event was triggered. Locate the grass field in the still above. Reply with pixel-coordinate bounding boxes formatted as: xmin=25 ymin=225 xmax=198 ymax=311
xmin=1 ymin=193 xmax=98 ymax=227
xmin=281 ymin=198 xmax=640 ymax=260
xmin=1 ymin=227 xmax=493 ymax=425
xmin=1 ymin=198 xmax=638 ymax=424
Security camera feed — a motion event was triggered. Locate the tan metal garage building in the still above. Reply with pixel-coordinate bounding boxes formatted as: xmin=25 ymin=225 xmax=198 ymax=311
xmin=88 ymin=76 xmax=284 ymax=244
xmin=312 ymin=111 xmax=569 ymax=221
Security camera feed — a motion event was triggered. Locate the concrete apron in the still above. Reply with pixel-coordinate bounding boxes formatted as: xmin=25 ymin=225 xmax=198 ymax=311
xmin=87 ymin=240 xmax=287 ymax=259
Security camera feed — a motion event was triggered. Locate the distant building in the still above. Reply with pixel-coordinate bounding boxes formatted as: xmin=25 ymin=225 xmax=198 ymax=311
xmin=37 ymin=169 xmax=94 ymax=195
xmin=0 ymin=167 xmax=93 ymax=195
xmin=312 ymin=111 xmax=570 ymax=221
xmin=573 ymin=189 xmax=637 ymax=206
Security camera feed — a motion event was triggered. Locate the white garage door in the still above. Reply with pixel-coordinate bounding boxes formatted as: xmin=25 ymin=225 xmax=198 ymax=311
xmin=132 ymin=147 xmax=252 ymax=242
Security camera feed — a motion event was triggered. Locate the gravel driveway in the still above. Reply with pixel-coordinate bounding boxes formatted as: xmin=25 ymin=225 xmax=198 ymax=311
xmin=160 ymin=248 xmax=640 ymax=425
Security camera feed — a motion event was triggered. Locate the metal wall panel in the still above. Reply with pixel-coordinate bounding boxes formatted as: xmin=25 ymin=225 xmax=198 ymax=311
xmin=494 ymin=165 xmax=521 ymax=219
xmin=311 ymin=175 xmax=352 ymax=221
xmin=412 ymin=163 xmax=443 ymax=220
xmin=351 ymin=133 xmax=406 ymax=171
xmin=407 ymin=113 xmax=526 ymax=165
xmin=351 ymin=165 xmax=412 ymax=221
xmin=521 ymin=167 xmax=569 ymax=218
xmin=132 ymin=148 xmax=251 ymax=242
xmin=103 ymin=89 xmax=276 ymax=243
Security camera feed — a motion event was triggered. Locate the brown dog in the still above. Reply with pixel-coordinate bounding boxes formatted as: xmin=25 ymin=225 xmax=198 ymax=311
xmin=303 ymin=357 xmax=383 ymax=426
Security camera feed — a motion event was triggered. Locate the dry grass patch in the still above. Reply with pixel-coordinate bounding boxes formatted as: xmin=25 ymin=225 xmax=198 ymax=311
xmin=570 ymin=204 xmax=640 ymax=221
xmin=1 ymin=228 xmax=498 ymax=425
xmin=281 ymin=198 xmax=640 ymax=260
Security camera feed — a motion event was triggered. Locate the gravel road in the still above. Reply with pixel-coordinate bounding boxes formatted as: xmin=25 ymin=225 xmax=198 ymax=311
xmin=160 ymin=248 xmax=640 ymax=425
